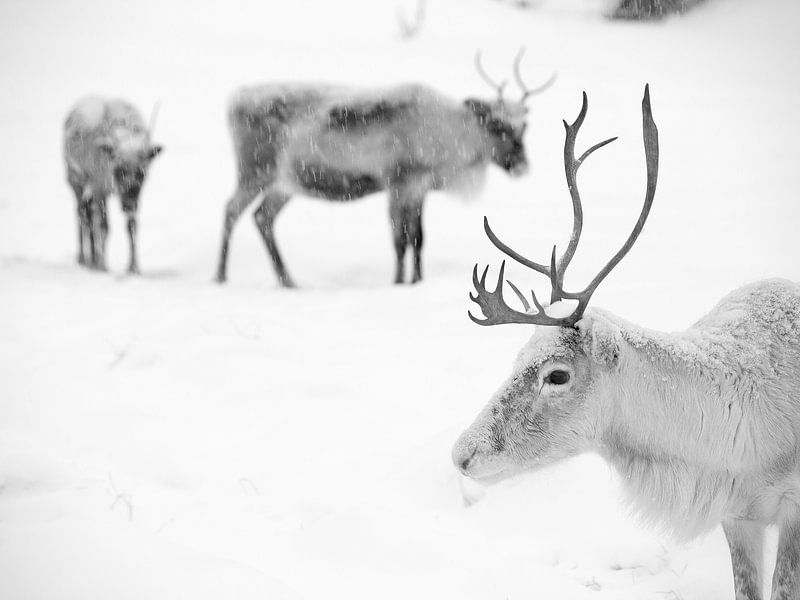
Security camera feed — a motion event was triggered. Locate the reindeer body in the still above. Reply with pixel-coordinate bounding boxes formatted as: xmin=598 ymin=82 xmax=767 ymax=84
xmin=215 ymin=81 xmax=533 ymax=287
xmin=63 ymin=96 xmax=162 ymax=273
xmin=270 ymin=84 xmax=496 ymax=199
xmin=454 ymin=87 xmax=800 ymax=598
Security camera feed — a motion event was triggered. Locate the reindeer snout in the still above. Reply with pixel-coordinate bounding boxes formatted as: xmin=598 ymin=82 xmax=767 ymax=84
xmin=452 ymin=424 xmax=509 ymax=482
xmin=510 ymin=161 xmax=529 ymax=177
xmin=452 ymin=439 xmax=478 ymax=475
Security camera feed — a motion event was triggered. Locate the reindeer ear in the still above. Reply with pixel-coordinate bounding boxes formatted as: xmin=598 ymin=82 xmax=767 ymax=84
xmin=578 ymin=315 xmax=621 ymax=369
xmin=464 ymin=98 xmax=492 ymax=124
xmin=145 ymin=145 xmax=163 ymax=160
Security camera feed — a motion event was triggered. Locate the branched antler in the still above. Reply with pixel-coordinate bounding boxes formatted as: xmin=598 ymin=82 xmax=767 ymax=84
xmin=397 ymin=0 xmax=426 ymax=40
xmin=481 ymin=93 xmax=618 ymax=306
xmin=483 ymin=216 xmax=550 ymax=277
xmin=513 ymin=47 xmax=557 ymax=104
xmin=146 ymin=100 xmax=162 ymax=145
xmin=557 ymin=92 xmax=619 ymax=291
xmin=470 ymin=84 xmax=659 ymax=327
xmin=559 ymin=85 xmax=659 ymax=314
xmin=468 ymin=259 xmax=571 ymax=327
xmin=474 ymin=51 xmax=508 ymax=100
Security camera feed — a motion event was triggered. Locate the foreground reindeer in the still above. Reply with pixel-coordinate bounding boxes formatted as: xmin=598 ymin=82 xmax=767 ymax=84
xmin=452 ymin=86 xmax=800 ymax=599
xmin=63 ymin=97 xmax=163 ymax=273
xmin=216 ymin=51 xmax=555 ymax=286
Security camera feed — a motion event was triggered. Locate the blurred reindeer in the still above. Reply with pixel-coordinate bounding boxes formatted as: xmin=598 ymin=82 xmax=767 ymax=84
xmin=63 ymin=97 xmax=163 ymax=273
xmin=215 ymin=51 xmax=556 ymax=286
xmin=452 ymin=86 xmax=800 ymax=600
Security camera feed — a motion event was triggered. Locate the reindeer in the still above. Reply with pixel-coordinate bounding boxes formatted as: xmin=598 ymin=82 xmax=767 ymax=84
xmin=215 ymin=51 xmax=556 ymax=286
xmin=452 ymin=86 xmax=800 ymax=599
xmin=63 ymin=96 xmax=163 ymax=274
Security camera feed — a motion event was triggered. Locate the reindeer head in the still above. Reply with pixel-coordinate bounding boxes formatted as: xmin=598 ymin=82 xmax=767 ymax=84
xmin=452 ymin=86 xmax=659 ymax=482
xmin=96 ymin=104 xmax=164 ymax=209
xmin=464 ymin=49 xmax=556 ymax=177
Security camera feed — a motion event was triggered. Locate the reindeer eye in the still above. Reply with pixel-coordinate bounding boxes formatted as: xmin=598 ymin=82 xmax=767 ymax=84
xmin=545 ymin=370 xmax=570 ymax=385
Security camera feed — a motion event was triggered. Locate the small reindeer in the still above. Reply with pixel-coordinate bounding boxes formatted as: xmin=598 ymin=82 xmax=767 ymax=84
xmin=452 ymin=86 xmax=800 ymax=599
xmin=216 ymin=51 xmax=556 ymax=286
xmin=63 ymin=97 xmax=163 ymax=273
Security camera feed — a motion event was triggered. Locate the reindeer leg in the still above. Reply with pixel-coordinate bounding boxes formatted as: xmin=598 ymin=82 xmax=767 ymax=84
xmin=770 ymin=511 xmax=800 ymax=599
xmin=88 ymin=194 xmax=108 ymax=271
xmin=87 ymin=202 xmax=96 ymax=267
xmin=125 ymin=210 xmax=139 ymax=275
xmin=80 ymin=201 xmax=94 ymax=266
xmin=407 ymin=200 xmax=424 ymax=284
xmin=723 ymin=519 xmax=764 ymax=600
xmin=216 ymin=185 xmax=262 ymax=283
xmin=97 ymin=196 xmax=109 ymax=271
xmin=253 ymin=191 xmax=294 ymax=288
xmin=389 ymin=178 xmax=427 ymax=284
xmin=389 ymin=195 xmax=408 ymax=284
xmin=121 ymin=194 xmax=140 ymax=275
xmin=77 ymin=202 xmax=88 ymax=266
xmin=70 ymin=183 xmax=89 ymax=266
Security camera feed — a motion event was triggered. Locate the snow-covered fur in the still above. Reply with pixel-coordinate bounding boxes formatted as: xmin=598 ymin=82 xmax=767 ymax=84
xmin=453 ymin=278 xmax=800 ymax=598
xmin=215 ymin=83 xmax=531 ymax=287
xmin=63 ymin=96 xmax=163 ymax=273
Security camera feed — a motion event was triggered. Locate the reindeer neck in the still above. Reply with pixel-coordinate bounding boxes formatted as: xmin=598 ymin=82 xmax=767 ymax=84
xmin=587 ymin=314 xmax=753 ymax=536
xmin=590 ymin=310 xmax=757 ymax=471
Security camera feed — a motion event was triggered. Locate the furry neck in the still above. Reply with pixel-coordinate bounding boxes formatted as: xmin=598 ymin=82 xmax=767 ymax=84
xmin=588 ymin=311 xmax=760 ymax=538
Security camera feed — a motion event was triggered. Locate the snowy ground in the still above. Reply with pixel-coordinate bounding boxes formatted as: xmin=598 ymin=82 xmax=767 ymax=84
xmin=1 ymin=0 xmax=799 ymax=598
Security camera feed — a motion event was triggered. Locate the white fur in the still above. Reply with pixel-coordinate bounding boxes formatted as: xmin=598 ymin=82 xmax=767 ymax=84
xmin=587 ymin=280 xmax=800 ymax=539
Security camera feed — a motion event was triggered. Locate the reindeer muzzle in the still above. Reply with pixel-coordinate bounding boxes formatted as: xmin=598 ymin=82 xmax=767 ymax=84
xmin=452 ymin=429 xmax=507 ymax=481
xmin=509 ymin=161 xmax=529 ymax=177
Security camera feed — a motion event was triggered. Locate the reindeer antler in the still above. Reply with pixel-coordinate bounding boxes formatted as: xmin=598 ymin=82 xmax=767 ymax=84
xmin=476 ymin=48 xmax=557 ymax=104
xmin=146 ymin=100 xmax=162 ymax=145
xmin=469 ymin=84 xmax=659 ymax=328
xmin=513 ymin=47 xmax=557 ymax=104
xmin=474 ymin=51 xmax=508 ymax=100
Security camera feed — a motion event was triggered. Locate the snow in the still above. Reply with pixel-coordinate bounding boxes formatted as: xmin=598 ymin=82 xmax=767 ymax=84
xmin=1 ymin=0 xmax=798 ymax=598
xmin=546 ymin=299 xmax=580 ymax=318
